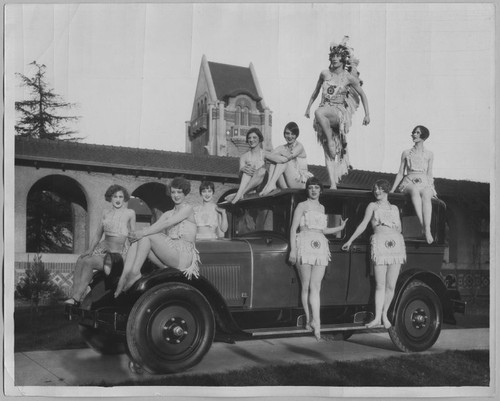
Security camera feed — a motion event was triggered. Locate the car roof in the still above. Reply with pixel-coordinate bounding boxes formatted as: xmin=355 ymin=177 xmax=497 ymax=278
xmin=220 ymin=188 xmax=446 ymax=208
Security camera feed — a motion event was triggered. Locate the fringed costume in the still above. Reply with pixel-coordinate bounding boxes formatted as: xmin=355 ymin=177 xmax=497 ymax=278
xmin=194 ymin=205 xmax=219 ymax=240
xmin=398 ymin=147 xmax=437 ymax=197
xmin=313 ymin=37 xmax=363 ymax=186
xmin=296 ymin=209 xmax=331 ymax=266
xmin=160 ymin=209 xmax=200 ymax=279
xmin=370 ymin=204 xmax=406 ymax=266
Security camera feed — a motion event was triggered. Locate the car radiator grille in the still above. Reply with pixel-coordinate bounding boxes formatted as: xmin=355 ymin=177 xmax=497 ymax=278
xmin=199 ymin=264 xmax=240 ymax=302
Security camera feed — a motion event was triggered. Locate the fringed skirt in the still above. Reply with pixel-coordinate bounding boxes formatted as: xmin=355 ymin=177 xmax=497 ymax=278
xmin=161 ymin=235 xmax=200 ymax=280
xmin=398 ymin=173 xmax=437 ymax=197
xmin=370 ymin=232 xmax=406 ymax=266
xmin=313 ymin=102 xmax=352 ymax=185
xmin=296 ymin=231 xmax=331 ymax=266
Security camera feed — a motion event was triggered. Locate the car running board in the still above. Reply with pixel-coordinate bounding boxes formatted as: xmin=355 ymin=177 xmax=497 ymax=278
xmin=247 ymin=322 xmax=382 ymax=337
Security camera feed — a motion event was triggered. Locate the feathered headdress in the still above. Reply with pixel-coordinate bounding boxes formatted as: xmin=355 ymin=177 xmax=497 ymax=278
xmin=329 ymin=35 xmax=361 ymax=78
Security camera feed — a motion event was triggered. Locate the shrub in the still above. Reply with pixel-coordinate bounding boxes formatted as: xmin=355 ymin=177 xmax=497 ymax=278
xmin=15 ymin=254 xmax=62 ymax=312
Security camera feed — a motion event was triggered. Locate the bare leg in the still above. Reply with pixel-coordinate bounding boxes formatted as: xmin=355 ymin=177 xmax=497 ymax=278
xmin=382 ymin=263 xmax=401 ymax=328
xmin=315 ymin=108 xmax=339 ymax=156
xmin=283 ymin=164 xmax=306 ymax=189
xmin=232 ymin=168 xmax=266 ymax=203
xmin=421 ymin=188 xmax=434 ymax=244
xmin=309 ymin=265 xmax=326 ymax=340
xmin=115 ymin=240 xmax=149 ymax=297
xmin=297 ymin=264 xmax=312 ymax=330
xmin=260 ymin=163 xmax=287 ymax=195
xmin=277 ymin=174 xmax=287 ymax=189
xmin=367 ymin=264 xmax=387 ymax=328
xmin=70 ymin=255 xmax=105 ymax=302
xmin=325 ymin=154 xmax=337 ymax=189
xmin=406 ymin=185 xmax=424 ymax=228
xmin=231 ymin=173 xmax=252 ymax=204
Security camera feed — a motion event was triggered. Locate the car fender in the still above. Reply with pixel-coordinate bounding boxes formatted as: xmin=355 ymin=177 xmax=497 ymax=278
xmin=127 ymin=268 xmax=243 ymax=334
xmin=389 ymin=268 xmax=456 ymax=324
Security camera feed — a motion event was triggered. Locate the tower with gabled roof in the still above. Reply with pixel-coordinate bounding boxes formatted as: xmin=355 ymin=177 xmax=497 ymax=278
xmin=186 ymin=55 xmax=273 ymax=157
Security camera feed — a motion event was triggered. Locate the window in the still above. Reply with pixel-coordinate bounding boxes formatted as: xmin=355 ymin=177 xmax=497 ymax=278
xmin=233 ymin=202 xmax=287 ymax=237
xmin=399 ymin=201 xmax=424 ymax=240
xmin=235 ymin=106 xmax=241 ymax=125
xmin=324 ymin=198 xmax=346 ymax=239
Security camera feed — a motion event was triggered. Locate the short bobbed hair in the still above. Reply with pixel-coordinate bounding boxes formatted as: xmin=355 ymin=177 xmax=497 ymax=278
xmin=305 ymin=176 xmax=323 ymax=194
xmin=413 ymin=125 xmax=430 ymax=140
xmin=170 ymin=177 xmax=191 ymax=195
xmin=199 ymin=180 xmax=215 ymax=194
xmin=283 ymin=122 xmax=299 ymax=138
xmin=372 ymin=179 xmax=391 ymax=194
xmin=105 ymin=184 xmax=130 ymax=202
xmin=246 ymin=127 xmax=264 ymax=144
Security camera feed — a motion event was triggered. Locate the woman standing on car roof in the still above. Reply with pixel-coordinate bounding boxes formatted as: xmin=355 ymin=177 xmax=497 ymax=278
xmin=114 ymin=177 xmax=200 ymax=297
xmin=65 ymin=184 xmax=136 ymax=306
xmin=304 ymin=36 xmax=370 ymax=188
xmin=289 ymin=176 xmax=347 ymax=340
xmin=342 ymin=179 xmax=406 ymax=329
xmin=194 ymin=180 xmax=228 ymax=240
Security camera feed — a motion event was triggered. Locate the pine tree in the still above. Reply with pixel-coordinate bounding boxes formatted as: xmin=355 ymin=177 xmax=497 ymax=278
xmin=16 ymin=254 xmax=62 ymax=312
xmin=15 ymin=61 xmax=81 ymax=141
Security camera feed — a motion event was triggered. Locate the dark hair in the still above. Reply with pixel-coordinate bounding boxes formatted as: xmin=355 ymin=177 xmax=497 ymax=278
xmin=372 ymin=179 xmax=391 ymax=194
xmin=170 ymin=177 xmax=191 ymax=195
xmin=329 ymin=44 xmax=350 ymax=66
xmin=199 ymin=180 xmax=215 ymax=194
xmin=413 ymin=125 xmax=430 ymax=140
xmin=246 ymin=127 xmax=264 ymax=144
xmin=305 ymin=176 xmax=323 ymax=194
xmin=283 ymin=122 xmax=299 ymax=138
xmin=104 ymin=184 xmax=130 ymax=202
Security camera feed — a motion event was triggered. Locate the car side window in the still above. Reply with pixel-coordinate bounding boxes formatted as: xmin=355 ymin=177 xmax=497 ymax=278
xmin=324 ymin=198 xmax=346 ymax=240
xmin=399 ymin=201 xmax=423 ymax=240
xmin=233 ymin=203 xmax=287 ymax=237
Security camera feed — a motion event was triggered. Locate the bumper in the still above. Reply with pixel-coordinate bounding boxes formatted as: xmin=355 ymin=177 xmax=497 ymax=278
xmin=65 ymin=304 xmax=128 ymax=334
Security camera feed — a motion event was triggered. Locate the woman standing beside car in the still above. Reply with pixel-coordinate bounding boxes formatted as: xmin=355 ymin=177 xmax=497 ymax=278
xmin=289 ymin=176 xmax=347 ymax=340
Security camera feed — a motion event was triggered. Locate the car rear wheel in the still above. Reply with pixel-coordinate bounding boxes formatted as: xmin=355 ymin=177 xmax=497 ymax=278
xmin=126 ymin=282 xmax=215 ymax=374
xmin=389 ymin=280 xmax=442 ymax=352
xmin=78 ymin=277 xmax=126 ymax=355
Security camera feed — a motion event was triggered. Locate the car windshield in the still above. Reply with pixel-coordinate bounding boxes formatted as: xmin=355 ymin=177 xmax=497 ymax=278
xmin=233 ymin=202 xmax=287 ymax=237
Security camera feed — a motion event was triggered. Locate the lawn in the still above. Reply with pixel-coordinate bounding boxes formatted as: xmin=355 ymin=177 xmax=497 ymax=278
xmin=13 ymin=302 xmax=490 ymax=387
xmin=14 ymin=304 xmax=86 ymax=352
xmin=89 ymin=350 xmax=489 ymax=387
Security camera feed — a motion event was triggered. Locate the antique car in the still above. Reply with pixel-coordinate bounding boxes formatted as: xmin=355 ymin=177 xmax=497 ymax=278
xmin=65 ymin=188 xmax=465 ymax=374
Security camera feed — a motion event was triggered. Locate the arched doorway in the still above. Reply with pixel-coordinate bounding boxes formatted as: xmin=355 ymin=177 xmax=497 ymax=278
xmin=131 ymin=182 xmax=173 ymax=229
xmin=26 ymin=175 xmax=87 ymax=254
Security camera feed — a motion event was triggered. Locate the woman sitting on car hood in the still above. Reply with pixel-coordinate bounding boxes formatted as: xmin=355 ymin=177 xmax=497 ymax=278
xmin=114 ymin=177 xmax=200 ymax=297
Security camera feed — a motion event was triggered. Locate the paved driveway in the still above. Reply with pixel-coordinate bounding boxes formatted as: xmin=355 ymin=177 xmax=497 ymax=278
xmin=10 ymin=327 xmax=489 ymax=390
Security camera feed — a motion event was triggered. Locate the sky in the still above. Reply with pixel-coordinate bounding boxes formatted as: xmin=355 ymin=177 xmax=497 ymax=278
xmin=5 ymin=2 xmax=495 ymax=183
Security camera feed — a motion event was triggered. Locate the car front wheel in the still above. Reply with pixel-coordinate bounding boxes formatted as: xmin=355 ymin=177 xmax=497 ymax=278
xmin=126 ymin=282 xmax=215 ymax=374
xmin=389 ymin=280 xmax=442 ymax=352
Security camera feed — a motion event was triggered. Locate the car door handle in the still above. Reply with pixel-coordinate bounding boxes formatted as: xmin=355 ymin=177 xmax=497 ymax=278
xmin=352 ymin=246 xmax=363 ymax=253
xmin=265 ymin=237 xmax=273 ymax=245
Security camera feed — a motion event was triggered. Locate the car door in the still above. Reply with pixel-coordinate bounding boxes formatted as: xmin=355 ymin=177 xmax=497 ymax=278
xmin=320 ymin=194 xmax=351 ymax=305
xmin=344 ymin=196 xmax=373 ymax=305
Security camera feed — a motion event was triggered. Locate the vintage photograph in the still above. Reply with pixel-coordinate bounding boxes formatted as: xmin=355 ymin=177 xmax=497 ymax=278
xmin=4 ymin=2 xmax=495 ymax=398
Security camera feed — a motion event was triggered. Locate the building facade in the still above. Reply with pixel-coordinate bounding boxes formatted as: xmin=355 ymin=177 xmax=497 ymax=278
xmin=13 ymin=137 xmax=489 ymax=300
xmin=185 ymin=55 xmax=273 ymax=157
